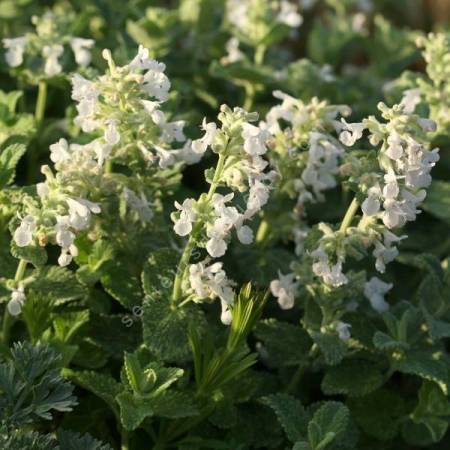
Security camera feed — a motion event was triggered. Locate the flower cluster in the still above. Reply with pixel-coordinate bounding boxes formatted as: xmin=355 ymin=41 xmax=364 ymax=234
xmin=265 ymin=90 xmax=350 ymax=208
xmin=416 ymin=33 xmax=450 ymax=133
xmin=172 ymin=105 xmax=275 ymax=321
xmin=71 ymin=46 xmax=195 ymax=169
xmin=342 ymin=99 xmax=439 ymax=230
xmin=11 ymin=46 xmax=188 ymax=268
xmin=2 ymin=10 xmax=94 ymax=77
xmin=226 ymin=0 xmax=302 ymax=47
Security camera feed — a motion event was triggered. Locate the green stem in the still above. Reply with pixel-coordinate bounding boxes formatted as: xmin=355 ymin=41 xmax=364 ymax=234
xmin=171 ymin=153 xmax=227 ymax=305
xmin=254 ymin=44 xmax=266 ymax=66
xmin=2 ymin=259 xmax=28 ymax=345
xmin=120 ymin=428 xmax=129 ymax=450
xmin=243 ymin=83 xmax=256 ymax=112
xmin=34 ymin=80 xmax=47 ymax=125
xmin=255 ymin=218 xmax=270 ymax=244
xmin=105 ymin=159 xmax=113 ymax=174
xmin=339 ymin=197 xmax=359 ymax=233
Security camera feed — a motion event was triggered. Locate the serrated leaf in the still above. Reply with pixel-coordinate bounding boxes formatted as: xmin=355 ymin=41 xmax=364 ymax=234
xmin=254 ymin=319 xmax=312 ymax=367
xmin=310 ymin=332 xmax=347 ymax=366
xmin=30 ymin=266 xmax=86 ymax=304
xmin=0 ymin=138 xmax=27 ymax=188
xmin=56 ymin=430 xmax=113 ymax=450
xmin=63 ymin=369 xmax=122 ymax=417
xmin=308 ymin=402 xmax=349 ymax=450
xmin=401 ymin=381 xmax=450 ymax=446
xmin=261 ymin=393 xmax=308 ymax=442
xmin=10 ymin=241 xmax=47 ymax=267
xmin=116 ymin=391 xmax=154 ymax=431
xmin=321 ymin=359 xmax=384 ymax=397
xmin=348 ymin=389 xmax=407 ymax=441
xmin=395 ymin=352 xmax=449 ymax=394
xmin=372 ymin=331 xmax=409 ymax=352
xmin=101 ymin=257 xmax=142 ymax=309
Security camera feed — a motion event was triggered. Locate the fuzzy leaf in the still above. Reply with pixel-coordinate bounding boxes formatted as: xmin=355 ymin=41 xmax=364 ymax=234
xmin=254 ymin=319 xmax=312 ymax=367
xmin=321 ymin=359 xmax=384 ymax=397
xmin=56 ymin=430 xmax=113 ymax=450
xmin=308 ymin=402 xmax=349 ymax=450
xmin=0 ymin=138 xmax=27 ymax=188
xmin=310 ymin=332 xmax=347 ymax=366
xmin=261 ymin=393 xmax=308 ymax=442
xmin=10 ymin=241 xmax=47 ymax=267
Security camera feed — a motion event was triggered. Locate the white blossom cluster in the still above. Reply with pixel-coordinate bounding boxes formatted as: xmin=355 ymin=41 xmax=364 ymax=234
xmin=340 ymin=96 xmax=439 ymax=231
xmin=11 ymin=46 xmax=186 ymax=269
xmin=2 ymin=10 xmax=94 ymax=76
xmin=172 ymin=105 xmax=275 ymax=322
xmin=226 ymin=0 xmax=302 ymax=46
xmin=265 ymin=90 xmax=350 ymax=208
xmin=71 ymin=46 xmax=196 ymax=169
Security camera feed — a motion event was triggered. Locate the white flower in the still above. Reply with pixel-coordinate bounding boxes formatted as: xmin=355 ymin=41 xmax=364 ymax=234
xmin=42 ymin=44 xmax=64 ymax=76
xmin=192 ymin=119 xmax=217 ymax=154
xmin=14 ymin=215 xmax=36 ymax=247
xmin=220 ymin=299 xmax=233 ymax=325
xmin=247 ymin=179 xmax=270 ymax=213
xmin=270 ymin=271 xmax=298 ymax=310
xmin=66 ymin=198 xmax=101 ymax=230
xmin=104 ymin=121 xmax=120 ymax=145
xmin=221 ymin=37 xmax=244 ymax=64
xmin=311 ymin=246 xmax=348 ymax=287
xmin=8 ymin=286 xmax=26 ymax=316
xmin=339 ymin=119 xmax=365 ymax=146
xmin=123 ymin=188 xmax=153 ymax=223
xmin=58 ymin=244 xmax=78 ymax=267
xmin=241 ymin=123 xmax=269 ymax=156
xmin=50 ymin=138 xmax=71 ymax=163
xmin=3 ymin=37 xmax=27 ymax=67
xmin=385 ymin=131 xmax=403 ymax=160
xmin=364 ymin=277 xmax=392 ymax=312
xmin=400 ymin=88 xmax=422 ymax=114
xmin=278 ymin=0 xmax=303 ymax=27
xmin=373 ymin=230 xmax=406 ymax=272
xmin=188 ymin=260 xmax=235 ymax=307
xmin=361 ymin=185 xmax=381 ymax=216
xmin=54 ymin=215 xmax=75 ymax=248
xmin=141 ymin=66 xmax=171 ymax=101
xmin=336 ymin=321 xmax=351 ymax=341
xmin=70 ymin=37 xmax=95 ymax=66
xmin=237 ymin=225 xmax=253 ymax=244
xmin=173 ymin=199 xmax=197 ymax=236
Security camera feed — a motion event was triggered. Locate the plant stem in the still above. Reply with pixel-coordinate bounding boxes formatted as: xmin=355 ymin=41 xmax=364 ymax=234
xmin=339 ymin=196 xmax=359 ymax=233
xmin=254 ymin=44 xmax=266 ymax=66
xmin=105 ymin=159 xmax=113 ymax=174
xmin=35 ymin=80 xmax=47 ymax=125
xmin=2 ymin=259 xmax=28 ymax=345
xmin=171 ymin=153 xmax=226 ymax=305
xmin=120 ymin=428 xmax=129 ymax=450
xmin=243 ymin=83 xmax=256 ymax=111
xmin=255 ymin=218 xmax=270 ymax=244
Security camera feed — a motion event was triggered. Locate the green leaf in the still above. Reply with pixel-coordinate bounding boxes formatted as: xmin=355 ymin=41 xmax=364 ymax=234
xmin=56 ymin=430 xmax=113 ymax=450
xmin=63 ymin=369 xmax=122 ymax=418
xmin=0 ymin=342 xmax=77 ymax=426
xmin=254 ymin=319 xmax=312 ymax=367
xmin=310 ymin=332 xmax=347 ymax=366
xmin=348 ymin=389 xmax=407 ymax=441
xmin=0 ymin=137 xmax=27 ymax=188
xmin=10 ymin=241 xmax=47 ymax=267
xmin=308 ymin=402 xmax=349 ymax=450
xmin=116 ymin=391 xmax=154 ymax=431
xmin=395 ymin=352 xmax=449 ymax=394
xmin=30 ymin=266 xmax=86 ymax=304
xmin=261 ymin=393 xmax=308 ymax=442
xmin=401 ymin=381 xmax=450 ymax=446
xmin=101 ymin=257 xmax=143 ymax=310
xmin=321 ymin=359 xmax=384 ymax=397
xmin=423 ymin=181 xmax=450 ymax=223
xmin=372 ymin=331 xmax=409 ymax=352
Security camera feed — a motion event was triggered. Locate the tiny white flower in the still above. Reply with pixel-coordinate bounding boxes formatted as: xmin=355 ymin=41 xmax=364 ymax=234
xmin=8 ymin=286 xmax=26 ymax=316
xmin=3 ymin=36 xmax=27 ymax=67
xmin=192 ymin=119 xmax=217 ymax=154
xmin=173 ymin=199 xmax=197 ymax=236
xmin=42 ymin=44 xmax=64 ymax=76
xmin=70 ymin=37 xmax=95 ymax=66
xmin=237 ymin=225 xmax=254 ymax=244
xmin=339 ymin=119 xmax=365 ymax=146
xmin=241 ymin=123 xmax=269 ymax=156
xmin=49 ymin=138 xmax=71 ymax=163
xmin=104 ymin=121 xmax=120 ymax=145
xmin=364 ymin=277 xmax=392 ymax=312
xmin=14 ymin=215 xmax=36 ymax=247
xmin=278 ymin=0 xmax=303 ymax=27
xmin=270 ymin=271 xmax=298 ymax=310
xmin=336 ymin=321 xmax=351 ymax=341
